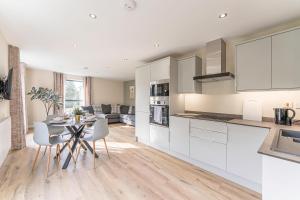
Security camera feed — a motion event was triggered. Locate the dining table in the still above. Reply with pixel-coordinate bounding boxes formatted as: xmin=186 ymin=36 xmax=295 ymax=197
xmin=48 ymin=118 xmax=98 ymax=169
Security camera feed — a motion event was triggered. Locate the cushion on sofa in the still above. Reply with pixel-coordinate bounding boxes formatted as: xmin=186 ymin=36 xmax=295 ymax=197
xmin=120 ymin=114 xmax=135 ymax=121
xmin=120 ymin=105 xmax=130 ymax=114
xmin=128 ymin=106 xmax=135 ymax=115
xmin=101 ymin=104 xmax=112 ymax=114
xmin=111 ymin=104 xmax=120 ymax=114
xmin=92 ymin=105 xmax=102 ymax=113
xmin=105 ymin=113 xmax=120 ymax=119
xmin=81 ymin=106 xmax=94 ymax=114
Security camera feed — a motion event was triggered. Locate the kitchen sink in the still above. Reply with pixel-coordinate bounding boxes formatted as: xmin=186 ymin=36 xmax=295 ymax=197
xmin=272 ymin=129 xmax=300 ymax=156
xmin=281 ymin=129 xmax=300 ymax=139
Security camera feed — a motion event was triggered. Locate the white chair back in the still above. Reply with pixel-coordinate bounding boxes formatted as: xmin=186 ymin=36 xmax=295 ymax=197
xmin=92 ymin=118 xmax=109 ymax=140
xmin=33 ymin=122 xmax=50 ymax=146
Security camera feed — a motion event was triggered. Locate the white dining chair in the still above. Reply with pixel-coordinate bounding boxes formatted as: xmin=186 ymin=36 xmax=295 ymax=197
xmin=76 ymin=118 xmax=110 ymax=168
xmin=32 ymin=122 xmax=75 ymax=177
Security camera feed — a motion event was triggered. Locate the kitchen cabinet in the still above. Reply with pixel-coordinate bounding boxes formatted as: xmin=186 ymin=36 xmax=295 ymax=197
xmin=135 ymin=65 xmax=150 ymax=112
xmin=169 ymin=116 xmax=189 ymax=156
xmin=150 ymin=57 xmax=170 ymax=81
xmin=236 ymin=37 xmax=272 ymax=91
xmin=190 ymin=136 xmax=227 ymax=170
xmin=189 ymin=119 xmax=227 ymax=170
xmin=272 ymin=28 xmax=300 ymax=89
xmin=135 ymin=111 xmax=150 ymax=144
xmin=227 ymin=124 xmax=268 ymax=184
xmin=190 ymin=119 xmax=227 ymax=133
xmin=150 ymin=125 xmax=169 ymax=150
xmin=177 ymin=56 xmax=202 ymax=93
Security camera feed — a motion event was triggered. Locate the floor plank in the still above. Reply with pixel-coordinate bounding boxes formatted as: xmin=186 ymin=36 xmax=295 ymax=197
xmin=0 ymin=123 xmax=261 ymax=200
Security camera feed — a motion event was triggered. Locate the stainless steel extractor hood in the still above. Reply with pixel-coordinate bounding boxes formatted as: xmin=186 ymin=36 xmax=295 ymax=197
xmin=193 ymin=38 xmax=234 ymax=82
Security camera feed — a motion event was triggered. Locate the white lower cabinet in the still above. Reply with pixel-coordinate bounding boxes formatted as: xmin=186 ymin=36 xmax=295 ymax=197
xmin=190 ymin=136 xmax=227 ymax=170
xmin=139 ymin=116 xmax=267 ymax=192
xmin=150 ymin=125 xmax=169 ymax=150
xmin=135 ymin=111 xmax=150 ymax=144
xmin=170 ymin=116 xmax=189 ymax=156
xmin=227 ymin=124 xmax=268 ymax=184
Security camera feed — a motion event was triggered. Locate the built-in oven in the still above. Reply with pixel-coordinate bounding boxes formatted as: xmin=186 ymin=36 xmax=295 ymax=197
xmin=149 ymin=97 xmax=169 ymax=127
xmin=150 ymin=80 xmax=169 ymax=97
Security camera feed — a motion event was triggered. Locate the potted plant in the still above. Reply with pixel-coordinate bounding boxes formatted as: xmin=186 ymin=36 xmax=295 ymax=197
xmin=73 ymin=107 xmax=84 ymax=123
xmin=27 ymin=87 xmax=63 ymax=116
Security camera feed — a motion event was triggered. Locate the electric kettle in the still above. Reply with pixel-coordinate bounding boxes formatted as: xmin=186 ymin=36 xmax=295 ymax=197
xmin=273 ymin=108 xmax=296 ymax=126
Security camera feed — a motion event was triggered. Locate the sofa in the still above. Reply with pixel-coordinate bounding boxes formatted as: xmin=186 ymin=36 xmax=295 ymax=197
xmin=82 ymin=104 xmax=135 ymax=126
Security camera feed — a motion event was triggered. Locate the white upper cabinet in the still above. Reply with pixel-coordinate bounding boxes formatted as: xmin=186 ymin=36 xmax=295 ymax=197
xmin=236 ymin=37 xmax=272 ymax=91
xmin=150 ymin=57 xmax=170 ymax=81
xmin=177 ymin=56 xmax=202 ymax=93
xmin=272 ymin=28 xmax=300 ymax=89
xmin=135 ymin=65 xmax=150 ymax=112
xmin=227 ymin=124 xmax=268 ymax=184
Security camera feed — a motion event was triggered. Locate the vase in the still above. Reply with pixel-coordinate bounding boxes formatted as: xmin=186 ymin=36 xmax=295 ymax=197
xmin=75 ymin=115 xmax=81 ymax=123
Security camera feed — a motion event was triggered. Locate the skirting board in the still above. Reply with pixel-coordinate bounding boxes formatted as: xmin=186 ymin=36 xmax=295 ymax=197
xmin=0 ymin=117 xmax=11 ymax=167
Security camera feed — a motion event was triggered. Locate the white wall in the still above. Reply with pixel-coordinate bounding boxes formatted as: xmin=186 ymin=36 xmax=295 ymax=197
xmin=0 ymin=30 xmax=11 ymax=167
xmin=184 ymin=19 xmax=300 ymax=119
xmin=25 ymin=67 xmax=54 ymax=126
xmin=91 ymin=77 xmax=124 ymax=105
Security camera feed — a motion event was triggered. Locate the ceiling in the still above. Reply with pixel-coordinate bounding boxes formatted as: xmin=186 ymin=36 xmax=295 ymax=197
xmin=0 ymin=0 xmax=300 ymax=80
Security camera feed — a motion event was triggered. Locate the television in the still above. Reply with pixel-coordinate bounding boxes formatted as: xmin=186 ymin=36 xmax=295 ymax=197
xmin=0 ymin=68 xmax=13 ymax=100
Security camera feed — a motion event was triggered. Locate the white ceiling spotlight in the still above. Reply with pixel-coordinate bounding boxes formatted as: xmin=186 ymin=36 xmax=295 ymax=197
xmin=219 ymin=13 xmax=228 ymax=18
xmin=154 ymin=42 xmax=160 ymax=48
xmin=122 ymin=0 xmax=137 ymax=11
xmin=89 ymin=13 xmax=97 ymax=19
xmin=83 ymin=67 xmax=89 ymax=70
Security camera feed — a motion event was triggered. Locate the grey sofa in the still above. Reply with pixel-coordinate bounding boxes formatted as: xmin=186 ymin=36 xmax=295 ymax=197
xmin=82 ymin=104 xmax=135 ymax=126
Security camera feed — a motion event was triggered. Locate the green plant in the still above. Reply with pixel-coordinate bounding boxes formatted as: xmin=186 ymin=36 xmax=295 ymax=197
xmin=27 ymin=87 xmax=63 ymax=116
xmin=73 ymin=107 xmax=84 ymax=115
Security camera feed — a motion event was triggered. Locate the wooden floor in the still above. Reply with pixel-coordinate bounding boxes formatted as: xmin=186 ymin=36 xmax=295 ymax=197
xmin=0 ymin=123 xmax=261 ymax=200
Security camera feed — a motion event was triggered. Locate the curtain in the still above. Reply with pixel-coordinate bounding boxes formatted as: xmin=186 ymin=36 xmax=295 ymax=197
xmin=53 ymin=72 xmax=64 ymax=114
xmin=84 ymin=77 xmax=92 ymax=106
xmin=9 ymin=45 xmax=26 ymax=150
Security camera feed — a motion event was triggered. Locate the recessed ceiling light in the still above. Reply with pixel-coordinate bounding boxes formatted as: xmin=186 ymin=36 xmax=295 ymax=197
xmin=89 ymin=13 xmax=97 ymax=19
xmin=73 ymin=43 xmax=77 ymax=48
xmin=154 ymin=43 xmax=160 ymax=48
xmin=123 ymin=0 xmax=137 ymax=11
xmin=123 ymin=58 xmax=129 ymax=61
xmin=83 ymin=67 xmax=88 ymax=70
xmin=219 ymin=13 xmax=228 ymax=18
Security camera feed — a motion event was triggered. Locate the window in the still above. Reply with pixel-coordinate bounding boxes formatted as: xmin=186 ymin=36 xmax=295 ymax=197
xmin=64 ymin=80 xmax=84 ymax=113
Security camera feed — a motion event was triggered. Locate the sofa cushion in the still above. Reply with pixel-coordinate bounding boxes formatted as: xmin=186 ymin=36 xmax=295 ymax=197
xmin=81 ymin=106 xmax=94 ymax=114
xmin=101 ymin=104 xmax=111 ymax=114
xmin=92 ymin=105 xmax=102 ymax=113
xmin=120 ymin=114 xmax=135 ymax=121
xmin=104 ymin=113 xmax=120 ymax=119
xmin=111 ymin=104 xmax=120 ymax=114
xmin=128 ymin=106 xmax=135 ymax=115
xmin=120 ymin=105 xmax=130 ymax=114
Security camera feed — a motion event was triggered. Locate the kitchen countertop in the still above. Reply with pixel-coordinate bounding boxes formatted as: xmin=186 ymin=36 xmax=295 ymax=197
xmin=172 ymin=113 xmax=300 ymax=164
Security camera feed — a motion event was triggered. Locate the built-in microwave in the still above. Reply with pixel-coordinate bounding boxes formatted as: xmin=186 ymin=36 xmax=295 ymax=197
xmin=150 ymin=80 xmax=169 ymax=97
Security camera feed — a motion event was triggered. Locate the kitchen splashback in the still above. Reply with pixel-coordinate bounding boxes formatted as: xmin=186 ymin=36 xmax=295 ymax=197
xmin=185 ymin=90 xmax=300 ymax=119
